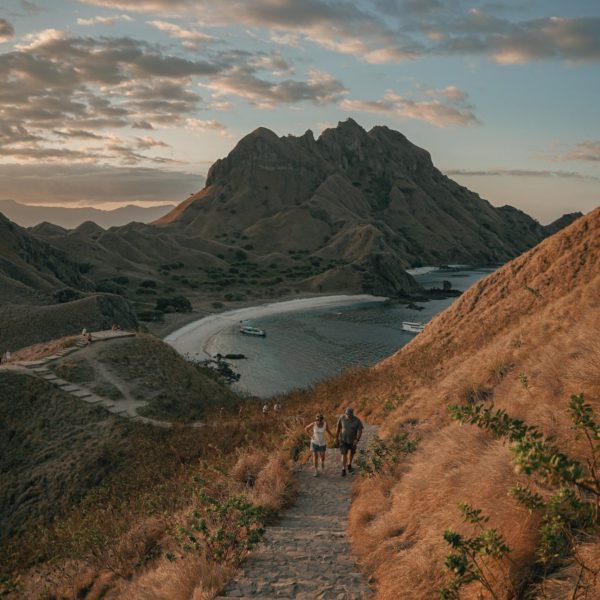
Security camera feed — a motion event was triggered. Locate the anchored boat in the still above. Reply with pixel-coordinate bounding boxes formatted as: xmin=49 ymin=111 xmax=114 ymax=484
xmin=240 ymin=325 xmax=266 ymax=337
xmin=402 ymin=321 xmax=425 ymax=333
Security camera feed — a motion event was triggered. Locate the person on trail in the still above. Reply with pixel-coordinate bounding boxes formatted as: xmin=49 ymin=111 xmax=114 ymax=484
xmin=305 ymin=413 xmax=333 ymax=477
xmin=262 ymin=403 xmax=269 ymax=416
xmin=335 ymin=407 xmax=363 ymax=477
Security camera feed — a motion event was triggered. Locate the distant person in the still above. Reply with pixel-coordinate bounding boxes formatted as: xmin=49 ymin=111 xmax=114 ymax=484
xmin=111 ymin=323 xmax=120 ymax=332
xmin=4 ymin=350 xmax=11 ymax=363
xmin=335 ymin=407 xmax=363 ymax=477
xmin=86 ymin=332 xmax=92 ymax=344
xmin=305 ymin=413 xmax=333 ymax=477
xmin=262 ymin=403 xmax=269 ymax=416
xmin=81 ymin=328 xmax=87 ymax=336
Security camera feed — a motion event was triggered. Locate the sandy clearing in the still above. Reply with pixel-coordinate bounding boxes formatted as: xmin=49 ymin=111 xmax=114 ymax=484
xmin=164 ymin=294 xmax=387 ymax=360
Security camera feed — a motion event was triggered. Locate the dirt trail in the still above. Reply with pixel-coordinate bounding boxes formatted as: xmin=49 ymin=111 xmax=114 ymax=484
xmin=216 ymin=424 xmax=377 ymax=600
xmin=2 ymin=331 xmax=174 ymax=427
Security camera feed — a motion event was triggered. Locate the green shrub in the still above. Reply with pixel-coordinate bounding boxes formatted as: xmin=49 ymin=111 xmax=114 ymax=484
xmin=178 ymin=492 xmax=265 ymax=564
xmin=155 ymin=296 xmax=192 ymax=313
xmin=53 ymin=287 xmax=82 ymax=303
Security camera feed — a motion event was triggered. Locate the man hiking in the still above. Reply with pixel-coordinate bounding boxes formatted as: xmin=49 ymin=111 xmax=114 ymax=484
xmin=335 ymin=407 xmax=363 ymax=477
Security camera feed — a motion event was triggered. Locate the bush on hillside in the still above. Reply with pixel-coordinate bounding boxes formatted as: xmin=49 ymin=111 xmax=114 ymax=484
xmin=155 ymin=296 xmax=192 ymax=313
xmin=53 ymin=287 xmax=83 ymax=303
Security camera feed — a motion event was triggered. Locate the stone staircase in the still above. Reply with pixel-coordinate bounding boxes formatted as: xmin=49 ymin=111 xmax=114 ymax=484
xmin=215 ymin=425 xmax=376 ymax=600
xmin=9 ymin=331 xmax=173 ymax=428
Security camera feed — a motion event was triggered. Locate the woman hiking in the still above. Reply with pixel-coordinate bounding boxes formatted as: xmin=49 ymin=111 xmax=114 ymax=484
xmin=305 ymin=413 xmax=333 ymax=477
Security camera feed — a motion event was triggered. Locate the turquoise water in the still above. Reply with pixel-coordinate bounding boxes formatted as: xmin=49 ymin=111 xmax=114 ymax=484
xmin=205 ymin=267 xmax=495 ymax=398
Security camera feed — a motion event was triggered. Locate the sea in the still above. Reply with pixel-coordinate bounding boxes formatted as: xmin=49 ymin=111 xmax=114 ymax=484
xmin=200 ymin=266 xmax=496 ymax=398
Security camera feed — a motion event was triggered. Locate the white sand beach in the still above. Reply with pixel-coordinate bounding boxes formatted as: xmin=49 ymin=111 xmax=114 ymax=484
xmin=164 ymin=294 xmax=387 ymax=360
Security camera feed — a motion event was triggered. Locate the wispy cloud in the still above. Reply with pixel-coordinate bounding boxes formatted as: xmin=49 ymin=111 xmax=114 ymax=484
xmin=147 ymin=20 xmax=216 ymax=48
xmin=79 ymin=1 xmax=600 ymax=65
xmin=204 ymin=68 xmax=346 ymax=108
xmin=0 ymin=19 xmax=15 ymax=43
xmin=186 ymin=118 xmax=231 ymax=137
xmin=543 ymin=141 xmax=600 ymax=163
xmin=77 ymin=14 xmax=133 ymax=26
xmin=341 ymin=85 xmax=479 ymax=128
xmin=446 ymin=168 xmax=600 ymax=182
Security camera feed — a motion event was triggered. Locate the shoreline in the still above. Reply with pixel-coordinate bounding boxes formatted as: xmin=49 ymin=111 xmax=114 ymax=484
xmin=164 ymin=294 xmax=387 ymax=360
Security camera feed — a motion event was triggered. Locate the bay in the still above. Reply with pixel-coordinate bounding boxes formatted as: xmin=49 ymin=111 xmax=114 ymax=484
xmin=198 ymin=267 xmax=496 ymax=398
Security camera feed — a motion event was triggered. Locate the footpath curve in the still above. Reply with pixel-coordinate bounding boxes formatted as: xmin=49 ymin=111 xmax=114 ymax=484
xmin=217 ymin=424 xmax=377 ymax=600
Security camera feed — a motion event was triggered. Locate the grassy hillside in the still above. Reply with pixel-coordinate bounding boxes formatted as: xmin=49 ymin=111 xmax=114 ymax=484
xmin=0 ymin=293 xmax=138 ymax=352
xmin=324 ymin=208 xmax=599 ymax=598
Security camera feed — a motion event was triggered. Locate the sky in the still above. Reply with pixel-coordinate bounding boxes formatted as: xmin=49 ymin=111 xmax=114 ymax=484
xmin=0 ymin=0 xmax=598 ymax=224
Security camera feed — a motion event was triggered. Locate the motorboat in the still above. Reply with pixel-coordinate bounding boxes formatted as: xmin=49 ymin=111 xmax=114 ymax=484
xmin=402 ymin=321 xmax=425 ymax=333
xmin=240 ymin=325 xmax=266 ymax=337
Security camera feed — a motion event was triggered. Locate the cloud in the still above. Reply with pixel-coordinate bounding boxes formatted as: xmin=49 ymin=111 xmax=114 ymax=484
xmin=52 ymin=128 xmax=107 ymax=139
xmin=78 ymin=1 xmax=600 ymax=65
xmin=445 ymin=167 xmax=600 ymax=182
xmin=205 ymin=68 xmax=346 ymax=108
xmin=147 ymin=20 xmax=215 ymax=48
xmin=186 ymin=118 xmax=230 ymax=137
xmin=544 ymin=141 xmax=600 ymax=163
xmin=77 ymin=14 xmax=133 ymax=26
xmin=341 ymin=85 xmax=479 ymax=128
xmin=0 ymin=22 xmax=351 ymax=164
xmin=0 ymin=19 xmax=15 ymax=43
xmin=0 ymin=163 xmax=204 ymax=205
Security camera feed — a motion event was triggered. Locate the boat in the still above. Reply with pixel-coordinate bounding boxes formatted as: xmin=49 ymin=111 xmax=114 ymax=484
xmin=240 ymin=325 xmax=266 ymax=337
xmin=402 ymin=321 xmax=425 ymax=333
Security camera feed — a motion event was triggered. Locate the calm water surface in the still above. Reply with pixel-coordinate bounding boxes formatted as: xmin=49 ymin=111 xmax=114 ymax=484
xmin=203 ymin=267 xmax=496 ymax=398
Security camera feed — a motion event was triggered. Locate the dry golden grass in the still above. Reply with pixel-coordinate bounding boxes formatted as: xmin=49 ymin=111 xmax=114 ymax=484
xmin=11 ymin=335 xmax=78 ymax=361
xmin=342 ymin=208 xmax=600 ymax=598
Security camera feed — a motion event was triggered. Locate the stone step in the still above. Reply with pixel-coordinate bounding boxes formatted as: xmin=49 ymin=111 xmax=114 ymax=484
xmin=215 ymin=597 xmax=286 ymax=600
xmin=33 ymin=367 xmax=50 ymax=374
xmin=59 ymin=384 xmax=80 ymax=392
xmin=81 ymin=395 xmax=102 ymax=404
xmin=23 ymin=360 xmax=48 ymax=368
xmin=266 ymin=526 xmax=346 ymax=537
xmin=41 ymin=374 xmax=58 ymax=381
xmin=72 ymin=389 xmax=92 ymax=398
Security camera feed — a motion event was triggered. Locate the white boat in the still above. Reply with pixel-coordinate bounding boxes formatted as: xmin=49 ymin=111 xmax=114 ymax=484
xmin=240 ymin=325 xmax=266 ymax=337
xmin=402 ymin=321 xmax=425 ymax=333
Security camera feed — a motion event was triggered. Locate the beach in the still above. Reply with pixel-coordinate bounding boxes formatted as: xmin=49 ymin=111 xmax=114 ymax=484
xmin=164 ymin=294 xmax=387 ymax=360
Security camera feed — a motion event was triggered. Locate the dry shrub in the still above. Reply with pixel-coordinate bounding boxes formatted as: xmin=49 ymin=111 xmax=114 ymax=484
xmin=105 ymin=554 xmax=233 ymax=600
xmin=247 ymin=451 xmax=296 ymax=513
xmin=112 ymin=516 xmax=166 ymax=577
xmin=12 ymin=335 xmax=78 ymax=361
xmin=231 ymin=449 xmax=268 ymax=487
xmin=528 ymin=539 xmax=600 ymax=599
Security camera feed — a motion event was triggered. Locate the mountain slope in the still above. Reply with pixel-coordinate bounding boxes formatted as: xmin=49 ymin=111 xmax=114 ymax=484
xmin=305 ymin=207 xmax=599 ymax=598
xmin=0 ymin=212 xmax=89 ymax=303
xmin=0 ymin=199 xmax=174 ymax=229
xmin=157 ymin=119 xmax=565 ymax=269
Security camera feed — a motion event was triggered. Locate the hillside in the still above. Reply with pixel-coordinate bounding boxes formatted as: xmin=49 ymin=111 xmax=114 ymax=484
xmin=0 ymin=212 xmax=89 ymax=303
xmin=0 ymin=334 xmax=238 ymax=544
xmin=0 ymin=199 xmax=173 ymax=230
xmin=27 ymin=121 xmax=579 ymax=312
xmin=299 ymin=207 xmax=600 ymax=598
